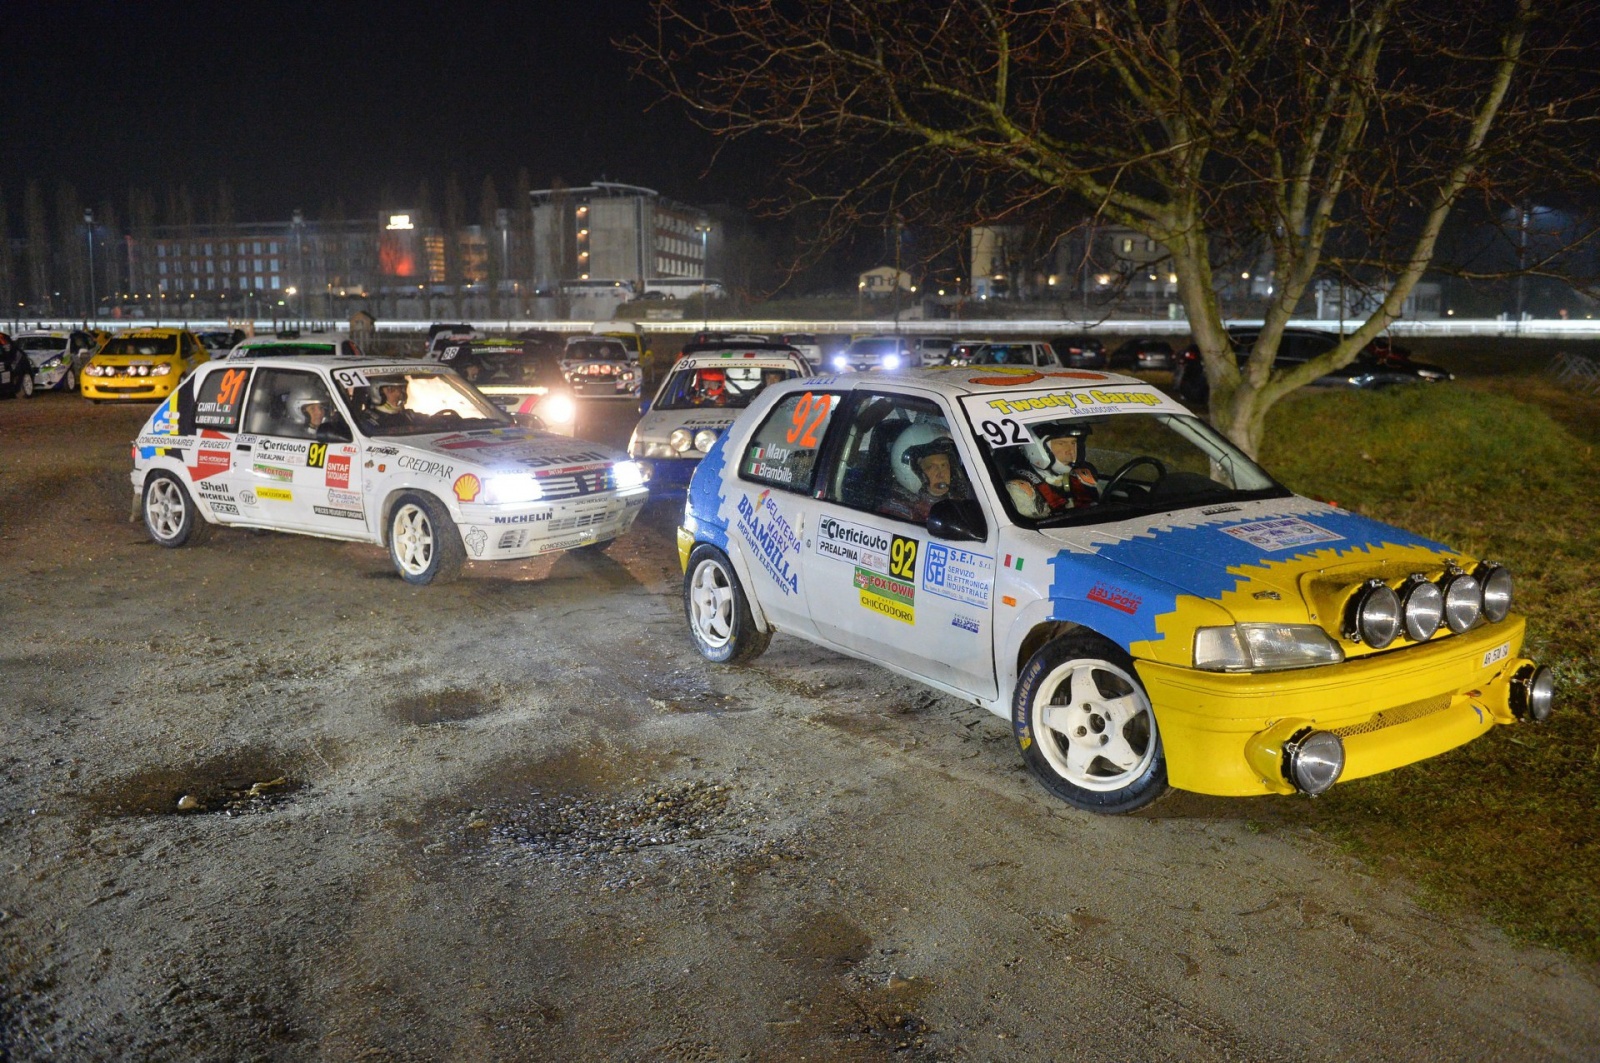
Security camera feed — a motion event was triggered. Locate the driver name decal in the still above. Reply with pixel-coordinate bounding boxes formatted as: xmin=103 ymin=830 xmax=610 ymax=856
xmin=735 ymin=490 xmax=800 ymax=595
xmin=1219 ymin=517 xmax=1343 ymax=552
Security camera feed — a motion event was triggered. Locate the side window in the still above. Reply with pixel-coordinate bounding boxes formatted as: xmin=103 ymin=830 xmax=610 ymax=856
xmin=194 ymin=366 xmax=250 ymax=431
xmin=241 ymin=368 xmax=336 ymax=441
xmin=738 ymin=390 xmax=841 ymax=494
xmin=822 ymin=393 xmax=975 ymax=526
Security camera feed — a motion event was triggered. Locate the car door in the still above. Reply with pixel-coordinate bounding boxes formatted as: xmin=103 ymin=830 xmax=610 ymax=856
xmin=720 ymin=385 xmax=848 ymax=637
xmin=183 ymin=363 xmax=252 ymax=520
xmin=804 ymin=389 xmax=1000 ymax=700
xmin=233 ymin=367 xmax=363 ymax=536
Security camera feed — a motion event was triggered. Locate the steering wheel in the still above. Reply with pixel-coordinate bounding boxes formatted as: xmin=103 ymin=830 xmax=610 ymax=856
xmin=1103 ymin=456 xmax=1168 ymax=500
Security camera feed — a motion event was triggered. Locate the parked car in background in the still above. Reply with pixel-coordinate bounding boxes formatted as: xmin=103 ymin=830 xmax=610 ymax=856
xmin=425 ymin=323 xmax=478 ymax=359
xmin=776 ymin=333 xmax=823 ymax=370
xmin=630 ymin=342 xmax=811 ymax=487
xmin=678 ymin=366 xmax=1552 ymax=813
xmin=1173 ymin=328 xmax=1452 ymax=404
xmin=197 ymin=329 xmax=246 ymax=358
xmin=15 ymin=329 xmax=96 ymax=392
xmin=1108 ymin=336 xmax=1176 ymax=371
xmin=81 ymin=328 xmax=209 ymax=403
xmin=831 ymin=334 xmax=920 ymax=372
xmin=130 ymin=355 xmax=648 ymax=583
xmin=0 ymin=332 xmax=37 ymax=399
xmin=912 ymin=336 xmax=956 ymax=366
xmin=561 ymin=335 xmax=642 ymax=398
xmin=228 ymin=333 xmax=365 ymax=360
xmin=427 ymin=338 xmax=579 ymax=436
xmin=945 ymin=340 xmax=991 ymax=367
xmin=1050 ymin=335 xmax=1108 ymax=369
xmin=964 ymin=341 xmax=1064 ymax=368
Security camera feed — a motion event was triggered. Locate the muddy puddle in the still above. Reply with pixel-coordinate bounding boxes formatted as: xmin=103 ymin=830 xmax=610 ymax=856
xmin=384 ymin=685 xmax=501 ymax=726
xmin=84 ymin=750 xmax=308 ymax=817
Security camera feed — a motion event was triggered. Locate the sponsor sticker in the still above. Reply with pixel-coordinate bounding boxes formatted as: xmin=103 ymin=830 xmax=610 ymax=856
xmin=537 ymin=536 xmax=589 ymax=554
xmin=922 ymin=543 xmax=994 ymax=609
xmin=305 ymin=442 xmax=328 ymax=469
xmin=187 ymin=449 xmax=231 ymax=482
xmin=454 ymin=473 xmax=481 ymax=502
xmin=463 ymin=526 xmax=487 ymax=556
xmin=257 ymin=487 xmax=293 ymax=502
xmin=951 ymin=615 xmax=981 ymax=634
xmin=313 ymin=505 xmax=363 ymax=520
xmin=492 ymin=511 xmax=552 ymax=525
xmin=853 ymin=567 xmax=915 ymax=624
xmin=815 ymin=515 xmax=892 ymax=571
xmin=325 ymin=454 xmax=351 ymax=489
xmin=240 ymin=488 xmax=257 ymax=506
xmin=397 ymin=455 xmax=454 ymax=479
xmin=328 ymin=488 xmax=362 ymax=507
xmin=252 ymin=463 xmax=293 ymax=482
xmin=735 ymin=490 xmax=801 ymax=595
xmin=1219 ymin=517 xmax=1344 ymax=552
xmin=1088 ymin=582 xmax=1143 ymax=615
xmin=208 ymin=502 xmax=240 ymax=515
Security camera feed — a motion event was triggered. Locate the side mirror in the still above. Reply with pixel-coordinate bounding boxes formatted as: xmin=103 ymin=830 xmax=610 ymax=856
xmin=316 ymin=418 xmax=353 ymax=444
xmin=926 ymin=498 xmax=987 ymax=542
xmin=638 ymin=398 xmax=652 ymax=415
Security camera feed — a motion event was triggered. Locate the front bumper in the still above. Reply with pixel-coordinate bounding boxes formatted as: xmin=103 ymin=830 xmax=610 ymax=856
xmin=635 ymin=455 xmax=701 ymax=489
xmin=458 ymin=489 xmax=648 ymax=560
xmin=82 ymin=375 xmax=179 ymax=401
xmin=1136 ymin=617 xmax=1534 ymax=796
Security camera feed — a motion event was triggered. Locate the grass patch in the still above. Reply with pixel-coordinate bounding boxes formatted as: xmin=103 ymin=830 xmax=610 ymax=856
xmin=1255 ymin=380 xmax=1600 ymax=961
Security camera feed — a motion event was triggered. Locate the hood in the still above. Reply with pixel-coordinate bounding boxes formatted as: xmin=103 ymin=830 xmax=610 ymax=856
xmin=403 ymin=426 xmax=624 ymax=474
xmin=1041 ymin=498 xmax=1461 ymax=629
xmin=636 ymin=408 xmax=741 ymax=439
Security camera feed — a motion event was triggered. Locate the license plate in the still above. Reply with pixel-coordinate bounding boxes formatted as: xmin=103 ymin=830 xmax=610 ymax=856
xmin=1482 ymin=641 xmax=1511 ymax=668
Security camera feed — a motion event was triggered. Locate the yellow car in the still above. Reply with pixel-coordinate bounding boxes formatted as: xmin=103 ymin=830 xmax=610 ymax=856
xmin=81 ymin=328 xmax=210 ymax=403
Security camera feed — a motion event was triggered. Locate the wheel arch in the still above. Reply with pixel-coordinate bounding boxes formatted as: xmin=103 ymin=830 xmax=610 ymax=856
xmin=690 ymin=535 xmax=774 ymax=634
xmin=1000 ymin=597 xmax=1125 ymax=709
xmin=377 ymin=484 xmax=455 ymax=547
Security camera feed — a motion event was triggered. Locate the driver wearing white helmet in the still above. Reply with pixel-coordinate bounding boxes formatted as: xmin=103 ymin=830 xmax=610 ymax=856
xmin=1005 ymin=423 xmax=1099 ymax=518
xmin=885 ymin=422 xmax=968 ymax=522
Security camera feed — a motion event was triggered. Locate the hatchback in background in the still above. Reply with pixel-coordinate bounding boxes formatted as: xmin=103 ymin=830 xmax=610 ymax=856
xmin=561 ymin=335 xmax=642 ymax=398
xmin=81 ymin=328 xmax=209 ymax=403
xmin=429 ymin=338 xmax=579 ymax=436
xmin=1173 ymin=328 xmax=1451 ymax=404
xmin=776 ymin=333 xmax=823 ymax=370
xmin=228 ymin=333 xmax=365 ymax=360
xmin=912 ymin=336 xmax=955 ymax=366
xmin=1108 ymin=336 xmax=1176 ymax=370
xmin=1050 ymin=335 xmax=1107 ymax=369
xmin=831 ymin=335 xmax=919 ymax=372
xmin=945 ymin=339 xmax=991 ymax=367
xmin=15 ymin=329 xmax=96 ymax=392
xmin=964 ymin=341 xmax=1063 ymax=368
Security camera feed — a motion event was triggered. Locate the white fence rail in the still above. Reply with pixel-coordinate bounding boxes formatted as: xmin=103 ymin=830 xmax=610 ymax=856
xmin=1547 ymin=351 xmax=1600 ymax=395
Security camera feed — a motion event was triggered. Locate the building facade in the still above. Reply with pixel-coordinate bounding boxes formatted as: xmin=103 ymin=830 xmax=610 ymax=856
xmin=528 ymin=182 xmax=710 ymax=296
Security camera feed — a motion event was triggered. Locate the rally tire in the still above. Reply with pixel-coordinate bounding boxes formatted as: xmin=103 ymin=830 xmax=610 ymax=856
xmin=388 ymin=492 xmax=466 ymax=585
xmin=18 ymin=372 xmax=34 ymax=399
xmin=142 ymin=471 xmax=213 ymax=548
xmin=1012 ymin=634 xmax=1167 ymax=814
xmin=63 ymin=369 xmax=77 ymax=392
xmin=684 ymin=544 xmax=770 ymax=664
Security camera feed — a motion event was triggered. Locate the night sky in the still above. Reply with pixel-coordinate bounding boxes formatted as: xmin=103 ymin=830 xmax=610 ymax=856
xmin=3 ymin=0 xmax=740 ymax=221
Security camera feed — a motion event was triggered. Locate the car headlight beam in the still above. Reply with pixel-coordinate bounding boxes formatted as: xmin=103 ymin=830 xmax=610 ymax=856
xmin=1194 ymin=624 xmax=1343 ymax=672
xmin=693 ymin=428 xmax=719 ymax=453
xmin=1439 ymin=568 xmax=1482 ymax=633
xmin=612 ymin=460 xmax=646 ymax=490
xmin=483 ymin=474 xmax=543 ymax=505
xmin=1345 ymin=579 xmax=1401 ymax=648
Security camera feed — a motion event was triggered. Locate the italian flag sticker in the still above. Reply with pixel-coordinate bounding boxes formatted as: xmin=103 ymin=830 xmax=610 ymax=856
xmin=1004 ymin=554 xmax=1024 ymax=571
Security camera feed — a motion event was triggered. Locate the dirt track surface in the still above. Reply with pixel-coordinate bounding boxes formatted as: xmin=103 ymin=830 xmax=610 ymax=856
xmin=3 ymin=391 xmax=1598 ymax=1062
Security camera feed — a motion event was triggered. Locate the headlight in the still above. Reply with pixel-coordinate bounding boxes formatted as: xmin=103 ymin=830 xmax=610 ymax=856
xmin=669 ymin=428 xmax=694 ymax=453
xmin=539 ymin=394 xmax=576 ymax=425
xmin=693 ymin=428 xmax=719 ymax=453
xmin=634 ymin=441 xmax=675 ymax=459
xmin=482 ymin=474 xmax=543 ymax=504
xmin=882 ymin=354 xmax=902 ymax=370
xmin=42 ymin=356 xmax=62 ymax=370
xmin=1477 ymin=563 xmax=1513 ymax=622
xmin=1398 ymin=574 xmax=1443 ymax=642
xmin=831 ymin=356 xmax=849 ymax=371
xmin=1194 ymin=624 xmax=1344 ymax=672
xmin=612 ymin=460 xmax=646 ymax=490
xmin=135 ymin=364 xmax=149 ymax=376
xmin=85 ymin=364 xmax=101 ymax=376
xmin=1439 ymin=569 xmax=1482 ymax=633
xmin=1344 ymin=579 xmax=1401 ymax=648
xmin=1284 ymin=729 xmax=1345 ymax=795
xmin=151 ymin=363 xmax=172 ymax=376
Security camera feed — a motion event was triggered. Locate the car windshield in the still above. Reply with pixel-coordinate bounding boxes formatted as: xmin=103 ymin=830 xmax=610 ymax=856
xmin=345 ymin=369 xmax=512 ymax=437
xmin=848 ymin=338 xmax=901 ymax=356
xmin=18 ymin=337 xmax=68 ymax=352
xmin=565 ymin=339 xmax=629 ymax=361
xmin=965 ymin=403 xmax=1288 ymax=527
xmin=969 ymin=344 xmax=1033 ymax=365
xmin=102 ymin=336 xmax=177 ymax=356
xmin=654 ymin=364 xmax=802 ymax=410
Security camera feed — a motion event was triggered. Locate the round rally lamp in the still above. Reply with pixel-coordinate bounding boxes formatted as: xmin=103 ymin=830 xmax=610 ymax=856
xmin=693 ymin=428 xmax=720 ymax=453
xmin=1439 ymin=569 xmax=1482 ymax=633
xmin=1346 ymin=579 xmax=1401 ymax=648
xmin=1477 ymin=563 xmax=1514 ymax=623
xmin=669 ymin=428 xmax=694 ymax=454
xmin=1511 ymin=664 xmax=1556 ymax=722
xmin=1399 ymin=574 xmax=1443 ymax=642
xmin=1284 ymin=729 xmax=1345 ymax=795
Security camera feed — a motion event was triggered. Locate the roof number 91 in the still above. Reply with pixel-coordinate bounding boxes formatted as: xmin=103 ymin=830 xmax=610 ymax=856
xmin=333 ymin=369 xmax=369 ymax=389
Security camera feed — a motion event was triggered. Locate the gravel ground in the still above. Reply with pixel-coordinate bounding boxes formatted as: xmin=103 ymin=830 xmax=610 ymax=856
xmin=2 ymin=390 xmax=1598 ymax=1062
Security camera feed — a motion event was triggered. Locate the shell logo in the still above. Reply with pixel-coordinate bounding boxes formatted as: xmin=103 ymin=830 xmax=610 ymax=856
xmin=453 ymin=474 xmax=481 ymax=502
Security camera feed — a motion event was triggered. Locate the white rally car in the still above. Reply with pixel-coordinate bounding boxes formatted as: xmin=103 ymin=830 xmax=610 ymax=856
xmin=628 ymin=343 xmax=812 ymax=488
xmin=16 ymin=329 xmax=96 ymax=391
xmin=130 ymin=355 xmax=648 ymax=584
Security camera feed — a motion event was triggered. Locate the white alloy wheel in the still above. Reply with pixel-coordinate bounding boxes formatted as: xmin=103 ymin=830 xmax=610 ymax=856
xmin=1031 ymin=658 xmax=1158 ymax=793
xmin=19 ymin=372 xmax=34 ymax=398
xmin=391 ymin=502 xmax=436 ymax=578
xmin=64 ymin=369 xmax=77 ymax=392
xmin=689 ymin=557 xmax=736 ymax=650
xmin=145 ymin=477 xmax=188 ymax=542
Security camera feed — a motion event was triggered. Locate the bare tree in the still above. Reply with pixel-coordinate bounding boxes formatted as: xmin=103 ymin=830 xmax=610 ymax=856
xmin=23 ymin=182 xmax=52 ymax=312
xmin=0 ymin=187 xmax=14 ymax=319
xmin=630 ymin=0 xmax=1599 ymax=454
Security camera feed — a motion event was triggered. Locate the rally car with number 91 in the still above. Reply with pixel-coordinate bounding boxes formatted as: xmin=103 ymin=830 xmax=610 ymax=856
xmin=129 ymin=355 xmax=648 ymax=584
xmin=678 ymin=365 xmax=1555 ymax=812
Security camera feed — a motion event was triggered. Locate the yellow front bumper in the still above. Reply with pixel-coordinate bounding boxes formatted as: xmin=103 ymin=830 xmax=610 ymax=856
xmin=81 ymin=376 xmax=179 ymax=401
xmin=1137 ymin=617 xmax=1530 ymax=796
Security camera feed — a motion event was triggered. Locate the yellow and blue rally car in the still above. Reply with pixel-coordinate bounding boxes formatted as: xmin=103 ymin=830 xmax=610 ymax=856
xmin=678 ymin=366 xmax=1554 ymax=813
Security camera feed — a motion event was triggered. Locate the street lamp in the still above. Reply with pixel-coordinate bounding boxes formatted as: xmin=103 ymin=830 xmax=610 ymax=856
xmin=694 ymin=220 xmax=712 ymax=329
xmin=291 ymin=210 xmax=306 ymax=323
xmin=84 ymin=209 xmax=96 ymax=323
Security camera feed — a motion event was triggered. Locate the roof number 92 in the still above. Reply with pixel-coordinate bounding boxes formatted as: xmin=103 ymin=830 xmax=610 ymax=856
xmin=978 ymin=417 xmax=1028 ymax=447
